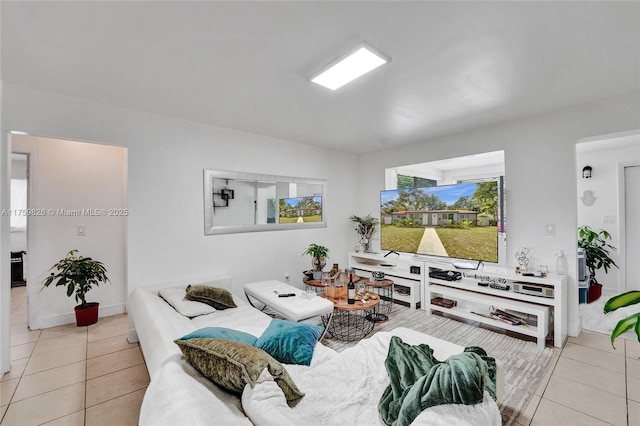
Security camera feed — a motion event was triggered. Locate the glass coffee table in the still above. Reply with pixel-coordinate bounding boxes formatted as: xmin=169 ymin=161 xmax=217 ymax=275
xmin=319 ymin=294 xmax=380 ymax=342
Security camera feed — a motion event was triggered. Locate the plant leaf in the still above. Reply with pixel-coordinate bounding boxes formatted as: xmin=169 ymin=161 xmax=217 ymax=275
xmin=610 ymin=312 xmax=640 ymax=348
xmin=604 ymin=291 xmax=640 ymax=313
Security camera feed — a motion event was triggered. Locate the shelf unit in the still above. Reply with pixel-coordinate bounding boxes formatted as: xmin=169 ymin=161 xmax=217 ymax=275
xmin=424 ymin=264 xmax=567 ymax=348
xmin=348 ymin=252 xmax=422 ymax=309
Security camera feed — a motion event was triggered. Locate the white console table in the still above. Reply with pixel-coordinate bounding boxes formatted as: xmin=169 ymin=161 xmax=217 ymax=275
xmin=424 ymin=263 xmax=567 ymax=349
xmin=348 ymin=252 xmax=422 ymax=310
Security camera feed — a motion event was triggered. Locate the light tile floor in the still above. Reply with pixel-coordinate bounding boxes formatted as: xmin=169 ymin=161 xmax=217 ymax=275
xmin=1 ymin=286 xmax=148 ymax=425
xmin=2 ymin=286 xmax=639 ymax=425
xmin=518 ymin=327 xmax=640 ymax=426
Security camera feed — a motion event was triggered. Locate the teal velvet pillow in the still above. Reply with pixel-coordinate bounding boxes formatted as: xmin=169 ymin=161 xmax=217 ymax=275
xmin=177 ymin=327 xmax=257 ymax=346
xmin=254 ymin=318 xmax=324 ymax=366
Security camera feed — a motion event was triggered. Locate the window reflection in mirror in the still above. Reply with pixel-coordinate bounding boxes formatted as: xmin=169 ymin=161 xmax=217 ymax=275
xmin=204 ymin=170 xmax=326 ymax=234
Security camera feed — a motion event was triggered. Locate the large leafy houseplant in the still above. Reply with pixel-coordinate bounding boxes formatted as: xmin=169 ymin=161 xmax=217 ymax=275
xmin=604 ymin=291 xmax=640 ymax=347
xmin=350 ymin=214 xmax=380 ymax=253
xmin=578 ymin=225 xmax=618 ymax=285
xmin=42 ymin=249 xmax=110 ymax=326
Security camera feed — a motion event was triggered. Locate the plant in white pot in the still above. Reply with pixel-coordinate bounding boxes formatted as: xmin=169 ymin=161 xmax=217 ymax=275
xmin=42 ymin=249 xmax=110 ymax=326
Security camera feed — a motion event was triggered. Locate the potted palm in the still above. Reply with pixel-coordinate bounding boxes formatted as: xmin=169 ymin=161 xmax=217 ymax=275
xmin=578 ymin=226 xmax=618 ymax=303
xmin=42 ymin=249 xmax=110 ymax=326
xmin=350 ymin=214 xmax=380 ymax=253
xmin=302 ymin=243 xmax=329 ymax=280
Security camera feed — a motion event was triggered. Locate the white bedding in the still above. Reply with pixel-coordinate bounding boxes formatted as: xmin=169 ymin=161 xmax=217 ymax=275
xmin=243 ymin=327 xmax=501 ymax=426
xmin=132 ymin=279 xmax=500 ymax=426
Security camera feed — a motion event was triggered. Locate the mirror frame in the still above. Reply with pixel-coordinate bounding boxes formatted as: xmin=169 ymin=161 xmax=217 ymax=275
xmin=204 ymin=169 xmax=327 ymax=235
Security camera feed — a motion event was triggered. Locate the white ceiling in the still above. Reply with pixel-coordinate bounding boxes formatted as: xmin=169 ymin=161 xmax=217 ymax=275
xmin=2 ymin=1 xmax=639 ymax=154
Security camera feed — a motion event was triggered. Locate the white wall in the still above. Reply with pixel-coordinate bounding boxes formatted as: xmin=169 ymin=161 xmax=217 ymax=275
xmin=358 ymin=93 xmax=640 ymax=337
xmin=11 ymin=135 xmax=127 ymax=329
xmin=577 ymin=134 xmax=640 ymax=296
xmin=1 ymin=84 xmax=358 ymax=314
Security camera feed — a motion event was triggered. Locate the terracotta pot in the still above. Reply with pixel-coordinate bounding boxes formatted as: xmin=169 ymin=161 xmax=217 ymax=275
xmin=587 ymin=283 xmax=602 ymax=304
xmin=74 ymin=302 xmax=99 ymax=326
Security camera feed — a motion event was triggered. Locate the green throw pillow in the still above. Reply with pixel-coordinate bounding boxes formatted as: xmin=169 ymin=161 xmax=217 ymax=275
xmin=185 ymin=285 xmax=237 ymax=310
xmin=174 ymin=338 xmax=304 ymax=401
xmin=254 ymin=318 xmax=324 ymax=366
xmin=177 ymin=327 xmax=257 ymax=346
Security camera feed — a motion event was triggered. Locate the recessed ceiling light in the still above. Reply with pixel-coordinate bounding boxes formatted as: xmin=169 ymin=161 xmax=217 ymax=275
xmin=311 ymin=43 xmax=390 ymax=91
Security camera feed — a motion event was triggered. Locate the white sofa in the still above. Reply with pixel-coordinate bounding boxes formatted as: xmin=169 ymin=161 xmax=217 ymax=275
xmin=128 ymin=276 xmax=502 ymax=426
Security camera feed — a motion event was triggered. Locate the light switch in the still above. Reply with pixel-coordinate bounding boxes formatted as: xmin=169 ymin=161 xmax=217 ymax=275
xmin=77 ymin=225 xmax=86 ymax=236
xmin=603 ymin=215 xmax=616 ymax=224
xmin=545 ymin=224 xmax=555 ymax=236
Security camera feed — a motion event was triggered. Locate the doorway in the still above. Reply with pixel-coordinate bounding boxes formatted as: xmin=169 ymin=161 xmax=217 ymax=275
xmin=10 ymin=134 xmax=128 ymax=331
xmin=622 ymin=164 xmax=639 ymax=291
xmin=576 ymin=132 xmax=640 ymax=296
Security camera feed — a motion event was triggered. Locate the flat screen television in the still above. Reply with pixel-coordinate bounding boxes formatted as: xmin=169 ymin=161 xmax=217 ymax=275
xmin=380 ymin=180 xmax=503 ymax=264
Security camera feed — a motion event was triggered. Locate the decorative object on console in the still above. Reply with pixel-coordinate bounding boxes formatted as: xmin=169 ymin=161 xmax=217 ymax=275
xmin=514 ymin=247 xmax=530 ymax=272
xmin=186 ymin=284 xmax=238 ymax=310
xmin=302 ymin=243 xmax=329 ymax=279
xmin=42 ymin=249 xmax=111 ymax=326
xmin=350 ymin=214 xmax=380 ymax=253
xmin=604 ymin=291 xmax=640 ymax=347
xmin=372 ymin=270 xmax=386 ymax=281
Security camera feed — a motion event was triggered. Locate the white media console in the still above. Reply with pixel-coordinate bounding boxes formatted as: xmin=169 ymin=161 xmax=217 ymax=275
xmin=348 ymin=252 xmax=567 ymax=349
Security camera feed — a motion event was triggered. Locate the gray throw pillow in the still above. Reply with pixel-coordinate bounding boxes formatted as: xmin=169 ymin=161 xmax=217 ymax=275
xmin=174 ymin=338 xmax=304 ymax=402
xmin=185 ymin=284 xmax=237 ymax=310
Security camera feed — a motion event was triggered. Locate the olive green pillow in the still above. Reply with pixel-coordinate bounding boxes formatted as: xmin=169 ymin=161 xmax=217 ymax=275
xmin=185 ymin=285 xmax=237 ymax=310
xmin=174 ymin=338 xmax=304 ymax=402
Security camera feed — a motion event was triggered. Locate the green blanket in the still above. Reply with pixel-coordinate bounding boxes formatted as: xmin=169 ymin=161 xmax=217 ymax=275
xmin=379 ymin=336 xmax=497 ymax=426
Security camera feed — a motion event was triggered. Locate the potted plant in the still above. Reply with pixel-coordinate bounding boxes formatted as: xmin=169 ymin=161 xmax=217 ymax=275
xmin=578 ymin=225 xmax=618 ymax=303
xmin=604 ymin=291 xmax=640 ymax=348
xmin=302 ymin=243 xmax=329 ymax=280
xmin=350 ymin=214 xmax=380 ymax=253
xmin=42 ymin=249 xmax=111 ymax=326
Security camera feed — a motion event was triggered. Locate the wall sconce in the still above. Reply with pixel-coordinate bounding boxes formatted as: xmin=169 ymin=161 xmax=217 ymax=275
xmin=582 ymin=165 xmax=592 ymax=179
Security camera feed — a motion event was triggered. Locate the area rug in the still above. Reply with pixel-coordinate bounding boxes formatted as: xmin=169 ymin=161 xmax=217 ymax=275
xmin=313 ymin=306 xmax=556 ymax=425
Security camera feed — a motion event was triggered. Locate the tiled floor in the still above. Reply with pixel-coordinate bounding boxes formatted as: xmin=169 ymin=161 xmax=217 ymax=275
xmin=2 ymin=286 xmax=639 ymax=425
xmin=518 ymin=328 xmax=640 ymax=426
xmin=1 ymin=286 xmax=148 ymax=425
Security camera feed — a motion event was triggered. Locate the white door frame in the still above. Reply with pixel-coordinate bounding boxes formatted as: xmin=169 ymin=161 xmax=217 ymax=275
xmin=618 ymin=160 xmax=640 ymax=292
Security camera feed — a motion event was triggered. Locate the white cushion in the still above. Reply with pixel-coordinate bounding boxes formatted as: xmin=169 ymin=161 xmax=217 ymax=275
xmin=158 ymin=287 xmax=216 ymax=317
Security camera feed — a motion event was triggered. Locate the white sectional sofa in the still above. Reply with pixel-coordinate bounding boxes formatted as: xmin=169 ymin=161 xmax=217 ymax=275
xmin=128 ymin=276 xmax=502 ymax=426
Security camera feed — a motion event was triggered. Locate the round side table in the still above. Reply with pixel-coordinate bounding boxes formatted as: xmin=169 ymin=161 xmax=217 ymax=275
xmin=365 ymin=278 xmax=394 ymax=322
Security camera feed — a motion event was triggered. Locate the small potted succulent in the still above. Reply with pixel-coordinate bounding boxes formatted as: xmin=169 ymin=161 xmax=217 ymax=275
xmin=42 ymin=249 xmax=111 ymax=326
xmin=302 ymin=243 xmax=329 ymax=280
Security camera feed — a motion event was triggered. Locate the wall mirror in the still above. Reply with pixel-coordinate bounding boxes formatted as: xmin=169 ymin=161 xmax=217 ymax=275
xmin=204 ymin=169 xmax=326 ymax=235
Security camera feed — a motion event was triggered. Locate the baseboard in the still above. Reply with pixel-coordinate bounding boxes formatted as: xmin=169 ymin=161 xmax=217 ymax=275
xmin=34 ymin=302 xmax=126 ymax=329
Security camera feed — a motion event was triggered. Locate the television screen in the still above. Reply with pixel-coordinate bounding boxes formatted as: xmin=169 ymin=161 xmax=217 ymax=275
xmin=380 ymin=181 xmax=501 ymax=263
